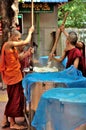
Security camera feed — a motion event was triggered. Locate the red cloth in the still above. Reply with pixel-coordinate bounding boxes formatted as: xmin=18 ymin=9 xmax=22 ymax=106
xmin=20 ymin=55 xmax=30 ymax=71
xmin=66 ymin=48 xmax=85 ymax=76
xmin=4 ymin=81 xmax=24 ymax=117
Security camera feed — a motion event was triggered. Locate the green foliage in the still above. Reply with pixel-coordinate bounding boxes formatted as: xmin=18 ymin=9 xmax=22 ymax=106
xmin=18 ymin=0 xmax=23 ymax=2
xmin=58 ymin=0 xmax=86 ymax=28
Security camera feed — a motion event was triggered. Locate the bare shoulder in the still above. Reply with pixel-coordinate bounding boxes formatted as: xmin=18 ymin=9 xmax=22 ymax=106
xmin=4 ymin=41 xmax=13 ymax=50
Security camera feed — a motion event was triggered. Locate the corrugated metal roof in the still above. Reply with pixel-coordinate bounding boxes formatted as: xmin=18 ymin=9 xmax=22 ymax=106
xmin=19 ymin=0 xmax=68 ymax=2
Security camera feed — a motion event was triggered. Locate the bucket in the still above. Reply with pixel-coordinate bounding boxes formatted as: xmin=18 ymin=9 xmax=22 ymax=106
xmin=39 ymin=56 xmax=67 ymax=67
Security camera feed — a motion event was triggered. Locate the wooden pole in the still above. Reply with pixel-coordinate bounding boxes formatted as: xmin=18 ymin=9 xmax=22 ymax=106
xmin=62 ymin=12 xmax=69 ymax=25
xmin=51 ymin=12 xmax=69 ymax=54
xmin=31 ymin=0 xmax=34 ymax=26
xmin=47 ymin=12 xmax=69 ymax=65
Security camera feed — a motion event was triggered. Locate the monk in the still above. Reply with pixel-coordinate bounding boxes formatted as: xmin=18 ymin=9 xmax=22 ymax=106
xmin=51 ymin=25 xmax=85 ymax=77
xmin=0 ymin=25 xmax=34 ymax=129
xmin=60 ymin=25 xmax=86 ymax=76
xmin=17 ymin=45 xmax=34 ymax=73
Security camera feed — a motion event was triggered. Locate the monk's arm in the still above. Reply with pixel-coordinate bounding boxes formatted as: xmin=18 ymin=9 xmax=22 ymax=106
xmin=12 ymin=25 xmax=34 ymax=47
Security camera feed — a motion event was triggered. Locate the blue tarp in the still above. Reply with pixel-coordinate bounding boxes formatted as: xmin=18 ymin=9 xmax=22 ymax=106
xmin=22 ymin=65 xmax=86 ymax=103
xmin=31 ymin=88 xmax=86 ymax=130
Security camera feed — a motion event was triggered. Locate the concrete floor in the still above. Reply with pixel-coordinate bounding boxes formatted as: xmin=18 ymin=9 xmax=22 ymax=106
xmin=0 ymin=84 xmax=34 ymax=130
xmin=0 ymin=102 xmax=25 ymax=130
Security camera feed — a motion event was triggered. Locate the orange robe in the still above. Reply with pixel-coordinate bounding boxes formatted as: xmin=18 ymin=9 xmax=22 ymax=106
xmin=0 ymin=43 xmax=24 ymax=117
xmin=0 ymin=43 xmax=22 ymax=85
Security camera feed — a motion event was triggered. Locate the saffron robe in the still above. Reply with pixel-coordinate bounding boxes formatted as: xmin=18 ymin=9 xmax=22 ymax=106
xmin=0 ymin=43 xmax=24 ymax=117
xmin=0 ymin=43 xmax=22 ymax=85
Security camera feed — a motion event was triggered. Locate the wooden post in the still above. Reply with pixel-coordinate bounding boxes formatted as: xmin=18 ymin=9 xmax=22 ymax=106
xmin=51 ymin=12 xmax=69 ymax=55
xmin=47 ymin=12 xmax=69 ymax=65
xmin=31 ymin=0 xmax=34 ymax=26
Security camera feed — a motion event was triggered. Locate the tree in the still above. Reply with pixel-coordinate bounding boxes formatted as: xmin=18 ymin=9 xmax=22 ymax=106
xmin=58 ymin=0 xmax=86 ymax=28
xmin=0 ymin=0 xmax=19 ymax=48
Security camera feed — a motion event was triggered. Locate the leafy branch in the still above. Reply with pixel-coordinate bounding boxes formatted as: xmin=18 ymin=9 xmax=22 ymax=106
xmin=58 ymin=0 xmax=86 ymax=28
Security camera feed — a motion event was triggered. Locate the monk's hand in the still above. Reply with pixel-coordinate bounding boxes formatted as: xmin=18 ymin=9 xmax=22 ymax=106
xmin=30 ymin=47 xmax=34 ymax=54
xmin=60 ymin=24 xmax=65 ymax=32
xmin=52 ymin=53 xmax=55 ymax=59
xmin=49 ymin=52 xmax=55 ymax=60
xmin=49 ymin=52 xmax=53 ymax=60
xmin=29 ymin=25 xmax=34 ymax=34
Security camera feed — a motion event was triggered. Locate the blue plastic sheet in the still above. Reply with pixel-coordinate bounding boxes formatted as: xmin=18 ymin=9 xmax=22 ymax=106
xmin=32 ymin=88 xmax=86 ymax=130
xmin=22 ymin=65 xmax=86 ymax=103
